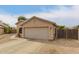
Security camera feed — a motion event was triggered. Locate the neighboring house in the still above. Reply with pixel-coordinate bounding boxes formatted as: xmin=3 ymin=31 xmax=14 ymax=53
xmin=0 ymin=25 xmax=4 ymax=34
xmin=0 ymin=21 xmax=7 ymax=34
xmin=0 ymin=21 xmax=9 ymax=34
xmin=16 ymin=16 xmax=57 ymax=40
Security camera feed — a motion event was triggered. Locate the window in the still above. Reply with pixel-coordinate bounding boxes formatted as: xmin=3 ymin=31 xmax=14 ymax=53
xmin=19 ymin=28 xmax=22 ymax=33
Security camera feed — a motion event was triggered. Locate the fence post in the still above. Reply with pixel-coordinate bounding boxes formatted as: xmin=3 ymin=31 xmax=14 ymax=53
xmin=55 ymin=28 xmax=57 ymax=40
xmin=66 ymin=29 xmax=67 ymax=40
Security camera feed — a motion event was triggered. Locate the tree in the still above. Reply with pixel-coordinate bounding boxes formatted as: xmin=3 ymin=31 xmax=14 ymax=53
xmin=18 ymin=16 xmax=26 ymax=21
xmin=4 ymin=24 xmax=12 ymax=33
xmin=58 ymin=25 xmax=65 ymax=29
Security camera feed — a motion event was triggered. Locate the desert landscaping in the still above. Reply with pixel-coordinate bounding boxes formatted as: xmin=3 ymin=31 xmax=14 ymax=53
xmin=0 ymin=33 xmax=79 ymax=53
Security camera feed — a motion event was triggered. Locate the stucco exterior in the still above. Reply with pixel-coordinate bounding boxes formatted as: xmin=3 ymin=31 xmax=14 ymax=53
xmin=22 ymin=18 xmax=54 ymax=27
xmin=16 ymin=16 xmax=57 ymax=40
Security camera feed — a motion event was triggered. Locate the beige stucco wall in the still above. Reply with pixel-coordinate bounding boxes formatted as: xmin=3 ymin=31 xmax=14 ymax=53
xmin=22 ymin=18 xmax=54 ymax=27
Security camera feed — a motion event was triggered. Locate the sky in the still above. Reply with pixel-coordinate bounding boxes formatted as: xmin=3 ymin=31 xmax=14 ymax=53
xmin=0 ymin=5 xmax=79 ymax=27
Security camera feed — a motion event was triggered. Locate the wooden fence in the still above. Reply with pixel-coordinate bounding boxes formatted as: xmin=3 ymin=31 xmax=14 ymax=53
xmin=55 ymin=28 xmax=78 ymax=39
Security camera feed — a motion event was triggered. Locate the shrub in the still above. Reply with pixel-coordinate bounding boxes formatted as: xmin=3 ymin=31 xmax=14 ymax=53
xmin=4 ymin=25 xmax=12 ymax=34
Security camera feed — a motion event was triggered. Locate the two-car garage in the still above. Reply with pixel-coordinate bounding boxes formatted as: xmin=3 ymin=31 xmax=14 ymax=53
xmin=24 ymin=27 xmax=49 ymax=40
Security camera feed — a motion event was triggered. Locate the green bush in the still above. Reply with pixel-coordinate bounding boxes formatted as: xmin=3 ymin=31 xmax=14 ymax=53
xmin=4 ymin=26 xmax=12 ymax=34
xmin=58 ymin=26 xmax=65 ymax=29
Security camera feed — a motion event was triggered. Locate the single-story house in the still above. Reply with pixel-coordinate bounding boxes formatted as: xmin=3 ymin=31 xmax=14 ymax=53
xmin=16 ymin=16 xmax=57 ymax=40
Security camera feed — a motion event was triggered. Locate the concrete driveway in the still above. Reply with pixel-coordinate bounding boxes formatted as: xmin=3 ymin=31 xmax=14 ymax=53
xmin=0 ymin=34 xmax=79 ymax=54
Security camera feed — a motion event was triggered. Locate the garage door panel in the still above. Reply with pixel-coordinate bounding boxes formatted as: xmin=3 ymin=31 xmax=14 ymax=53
xmin=24 ymin=28 xmax=49 ymax=40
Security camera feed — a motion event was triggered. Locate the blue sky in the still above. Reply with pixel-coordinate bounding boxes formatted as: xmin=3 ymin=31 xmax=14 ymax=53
xmin=0 ymin=5 xmax=78 ymax=27
xmin=0 ymin=5 xmax=61 ymax=14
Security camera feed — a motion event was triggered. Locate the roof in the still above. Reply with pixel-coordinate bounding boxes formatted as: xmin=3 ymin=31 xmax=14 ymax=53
xmin=16 ymin=16 xmax=58 ymax=27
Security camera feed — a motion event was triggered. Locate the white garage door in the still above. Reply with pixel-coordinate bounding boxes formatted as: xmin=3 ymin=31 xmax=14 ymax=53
xmin=24 ymin=27 xmax=49 ymax=40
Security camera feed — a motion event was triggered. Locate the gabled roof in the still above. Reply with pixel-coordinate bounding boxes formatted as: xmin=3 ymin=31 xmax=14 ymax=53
xmin=19 ymin=16 xmax=58 ymax=27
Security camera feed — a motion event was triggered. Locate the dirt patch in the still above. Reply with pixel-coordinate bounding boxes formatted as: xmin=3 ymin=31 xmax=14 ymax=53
xmin=0 ymin=36 xmax=79 ymax=53
xmin=0 ymin=34 xmax=14 ymax=44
